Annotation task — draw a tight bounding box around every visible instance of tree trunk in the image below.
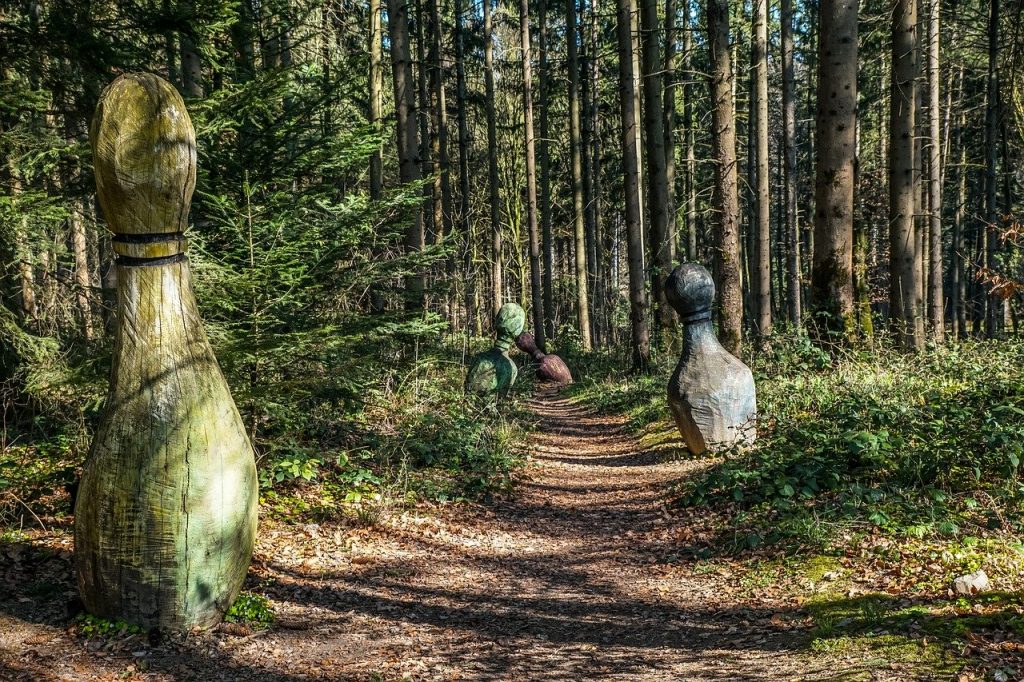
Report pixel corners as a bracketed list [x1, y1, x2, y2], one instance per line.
[567, 0, 593, 349]
[706, 0, 742, 355]
[590, 0, 606, 345]
[889, 0, 923, 349]
[388, 0, 425, 308]
[641, 0, 674, 344]
[179, 32, 203, 98]
[984, 0, 999, 339]
[618, 0, 651, 370]
[811, 0, 857, 340]
[664, 0, 679, 261]
[369, 0, 383, 202]
[781, 0, 801, 327]
[751, 0, 771, 336]
[485, 0, 503, 319]
[926, 0, 943, 341]
[455, 0, 475, 334]
[538, 0, 555, 342]
[521, 0, 546, 349]
[683, 0, 697, 261]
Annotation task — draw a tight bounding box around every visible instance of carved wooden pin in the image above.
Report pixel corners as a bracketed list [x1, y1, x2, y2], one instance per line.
[74, 73, 258, 630]
[515, 331, 573, 386]
[465, 303, 526, 397]
[665, 263, 757, 453]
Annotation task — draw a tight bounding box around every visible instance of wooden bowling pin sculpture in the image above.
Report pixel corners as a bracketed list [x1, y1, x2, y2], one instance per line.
[665, 263, 756, 454]
[74, 74, 258, 630]
[465, 303, 526, 397]
[515, 332, 573, 386]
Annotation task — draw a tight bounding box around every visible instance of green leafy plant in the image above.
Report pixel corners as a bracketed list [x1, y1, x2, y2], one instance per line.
[76, 614, 145, 638]
[224, 592, 274, 628]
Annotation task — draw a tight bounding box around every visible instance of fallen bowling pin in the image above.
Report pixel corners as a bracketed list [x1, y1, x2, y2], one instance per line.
[515, 331, 573, 386]
[465, 303, 526, 397]
[665, 263, 756, 454]
[74, 73, 258, 630]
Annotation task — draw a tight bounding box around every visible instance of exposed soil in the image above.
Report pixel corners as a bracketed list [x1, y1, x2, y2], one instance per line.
[1, 391, 928, 680]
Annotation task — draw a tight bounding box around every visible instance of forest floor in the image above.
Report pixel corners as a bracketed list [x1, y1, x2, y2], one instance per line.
[0, 389, 1006, 681]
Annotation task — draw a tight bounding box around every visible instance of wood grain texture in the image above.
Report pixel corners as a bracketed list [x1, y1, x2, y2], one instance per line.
[75, 73, 257, 630]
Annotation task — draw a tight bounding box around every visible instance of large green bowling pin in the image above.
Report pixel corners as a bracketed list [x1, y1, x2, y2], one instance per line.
[75, 73, 258, 630]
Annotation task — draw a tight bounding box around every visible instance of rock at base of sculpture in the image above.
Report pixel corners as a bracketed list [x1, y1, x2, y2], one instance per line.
[515, 331, 573, 386]
[665, 263, 756, 454]
[466, 303, 527, 397]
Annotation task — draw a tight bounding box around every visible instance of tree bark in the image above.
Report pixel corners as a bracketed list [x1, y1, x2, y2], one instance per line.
[641, 0, 674, 343]
[521, 0, 546, 349]
[683, 0, 697, 261]
[618, 0, 651, 370]
[664, 0, 679, 261]
[590, 0, 607, 345]
[706, 0, 742, 355]
[781, 0, 801, 327]
[984, 0, 999, 339]
[811, 0, 857, 340]
[179, 32, 203, 98]
[567, 0, 593, 349]
[485, 0, 503, 319]
[538, 0, 555, 342]
[751, 0, 771, 336]
[388, 0, 425, 308]
[926, 0, 943, 342]
[369, 0, 383, 202]
[455, 0, 475, 334]
[889, 0, 923, 349]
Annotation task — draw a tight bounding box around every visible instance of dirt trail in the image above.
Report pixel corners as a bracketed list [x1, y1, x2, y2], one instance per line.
[1, 392, 850, 681]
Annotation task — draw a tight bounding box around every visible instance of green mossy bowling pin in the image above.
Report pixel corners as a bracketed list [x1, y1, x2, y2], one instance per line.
[74, 74, 258, 630]
[465, 303, 526, 397]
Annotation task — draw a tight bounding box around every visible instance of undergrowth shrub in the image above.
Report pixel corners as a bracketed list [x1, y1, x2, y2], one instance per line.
[573, 336, 1024, 544]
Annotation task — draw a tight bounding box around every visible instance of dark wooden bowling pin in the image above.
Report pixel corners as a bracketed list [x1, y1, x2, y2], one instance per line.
[665, 263, 756, 454]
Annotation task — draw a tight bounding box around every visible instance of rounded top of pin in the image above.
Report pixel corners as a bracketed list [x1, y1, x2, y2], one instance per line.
[495, 303, 527, 342]
[515, 331, 545, 359]
[90, 73, 196, 236]
[666, 263, 715, 323]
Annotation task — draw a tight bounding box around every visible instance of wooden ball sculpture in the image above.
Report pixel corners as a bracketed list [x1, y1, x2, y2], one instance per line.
[74, 73, 258, 630]
[665, 263, 756, 454]
[465, 303, 527, 397]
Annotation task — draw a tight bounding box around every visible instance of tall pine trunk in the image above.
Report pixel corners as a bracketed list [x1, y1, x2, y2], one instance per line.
[484, 0, 503, 318]
[387, 0, 425, 308]
[520, 0, 546, 349]
[751, 0, 771, 336]
[889, 0, 923, 348]
[538, 0, 555, 342]
[567, 0, 593, 349]
[811, 0, 857, 340]
[926, 0, 944, 341]
[640, 0, 674, 344]
[706, 0, 743, 354]
[984, 0, 999, 339]
[455, 0, 476, 334]
[781, 0, 801, 327]
[683, 0, 697, 261]
[618, 0, 651, 370]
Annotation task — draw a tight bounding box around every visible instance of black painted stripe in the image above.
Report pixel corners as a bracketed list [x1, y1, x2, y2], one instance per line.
[116, 253, 188, 267]
[112, 232, 186, 244]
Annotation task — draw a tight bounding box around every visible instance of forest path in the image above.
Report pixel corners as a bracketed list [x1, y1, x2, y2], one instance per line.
[0, 391, 851, 681]
[239, 389, 834, 680]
